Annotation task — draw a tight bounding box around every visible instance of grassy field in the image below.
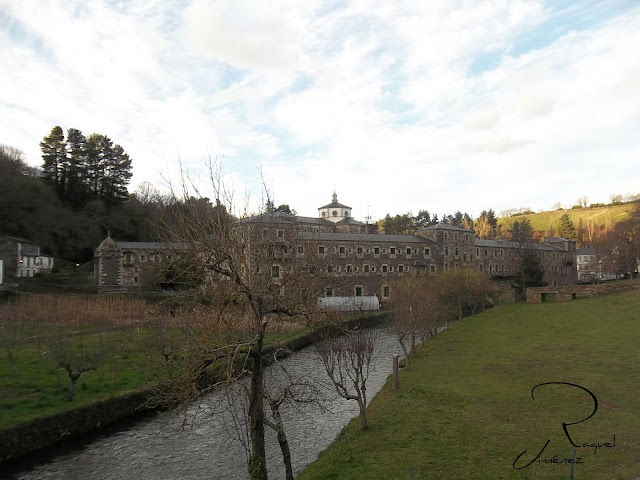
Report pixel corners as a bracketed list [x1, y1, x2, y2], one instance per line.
[497, 203, 635, 234]
[299, 286, 640, 480]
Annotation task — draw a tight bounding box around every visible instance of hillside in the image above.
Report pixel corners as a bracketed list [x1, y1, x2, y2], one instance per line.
[497, 202, 637, 237]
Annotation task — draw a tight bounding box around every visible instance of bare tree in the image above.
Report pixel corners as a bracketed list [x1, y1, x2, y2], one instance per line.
[159, 160, 331, 480]
[316, 329, 376, 429]
[595, 206, 640, 280]
[261, 349, 327, 480]
[389, 275, 445, 368]
[48, 334, 107, 401]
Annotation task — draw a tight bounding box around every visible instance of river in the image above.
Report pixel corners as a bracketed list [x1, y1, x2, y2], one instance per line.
[9, 328, 411, 480]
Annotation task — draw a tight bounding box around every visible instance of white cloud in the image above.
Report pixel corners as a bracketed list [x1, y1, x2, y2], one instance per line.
[0, 0, 639, 221]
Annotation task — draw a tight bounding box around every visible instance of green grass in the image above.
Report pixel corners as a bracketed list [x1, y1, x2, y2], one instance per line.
[0, 322, 321, 429]
[299, 287, 640, 480]
[497, 203, 634, 234]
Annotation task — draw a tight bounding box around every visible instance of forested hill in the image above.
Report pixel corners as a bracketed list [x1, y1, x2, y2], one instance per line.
[1, 143, 149, 264]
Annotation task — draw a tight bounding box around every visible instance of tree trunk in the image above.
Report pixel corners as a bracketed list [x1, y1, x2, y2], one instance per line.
[358, 398, 368, 429]
[248, 335, 268, 480]
[68, 373, 80, 401]
[270, 404, 294, 480]
[410, 335, 416, 355]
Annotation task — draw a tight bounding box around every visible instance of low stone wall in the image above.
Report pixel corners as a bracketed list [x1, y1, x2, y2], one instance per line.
[0, 312, 389, 464]
[526, 282, 638, 303]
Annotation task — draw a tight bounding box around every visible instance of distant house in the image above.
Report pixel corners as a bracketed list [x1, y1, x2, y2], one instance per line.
[0, 236, 54, 281]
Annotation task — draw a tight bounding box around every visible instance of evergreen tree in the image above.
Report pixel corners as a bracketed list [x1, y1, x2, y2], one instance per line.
[40, 126, 68, 198]
[513, 253, 547, 294]
[557, 213, 577, 241]
[65, 128, 89, 209]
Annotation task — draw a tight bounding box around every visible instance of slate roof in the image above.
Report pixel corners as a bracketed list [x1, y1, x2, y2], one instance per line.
[417, 223, 474, 233]
[577, 247, 597, 256]
[474, 238, 564, 251]
[319, 201, 351, 209]
[116, 242, 186, 250]
[297, 231, 435, 244]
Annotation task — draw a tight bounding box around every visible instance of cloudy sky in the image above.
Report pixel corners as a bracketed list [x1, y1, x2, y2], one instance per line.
[2, 0, 639, 221]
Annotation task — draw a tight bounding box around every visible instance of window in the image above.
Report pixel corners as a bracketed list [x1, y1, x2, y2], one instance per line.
[398, 265, 404, 273]
[272, 265, 280, 278]
[332, 210, 338, 217]
[374, 247, 380, 256]
[318, 246, 325, 254]
[500, 249, 504, 257]
[424, 248, 430, 256]
[346, 264, 353, 273]
[363, 264, 370, 273]
[277, 229, 284, 238]
[124, 254, 133, 265]
[463, 253, 467, 262]
[357, 246, 363, 255]
[326, 288, 333, 297]
[444, 233, 448, 241]
[476, 247, 480, 256]
[140, 254, 146, 262]
[445, 247, 449, 256]
[430, 265, 436, 273]
[327, 265, 333, 273]
[355, 285, 363, 297]
[454, 234, 458, 241]
[484, 249, 488, 256]
[297, 245, 304, 254]
[382, 264, 388, 273]
[382, 285, 390, 298]
[390, 247, 396, 255]
[339, 246, 346, 256]
[262, 229, 267, 237]
[455, 247, 459, 256]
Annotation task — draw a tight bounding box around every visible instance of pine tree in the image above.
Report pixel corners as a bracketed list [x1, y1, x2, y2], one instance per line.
[557, 213, 577, 241]
[40, 126, 68, 199]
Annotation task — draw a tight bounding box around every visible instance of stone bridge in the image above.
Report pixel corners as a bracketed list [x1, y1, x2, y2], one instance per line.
[526, 282, 638, 303]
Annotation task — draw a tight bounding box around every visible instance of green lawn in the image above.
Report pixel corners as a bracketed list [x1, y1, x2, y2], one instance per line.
[299, 288, 640, 480]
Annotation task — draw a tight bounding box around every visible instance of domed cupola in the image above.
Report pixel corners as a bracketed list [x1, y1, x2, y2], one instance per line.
[318, 192, 352, 223]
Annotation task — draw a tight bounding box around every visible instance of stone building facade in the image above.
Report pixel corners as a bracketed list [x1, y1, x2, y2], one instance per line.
[94, 234, 184, 292]
[94, 193, 577, 295]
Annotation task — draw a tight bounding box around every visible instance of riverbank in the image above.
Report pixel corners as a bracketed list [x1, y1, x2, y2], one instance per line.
[0, 312, 390, 464]
[298, 289, 640, 480]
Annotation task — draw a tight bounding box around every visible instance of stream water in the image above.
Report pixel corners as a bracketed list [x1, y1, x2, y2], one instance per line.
[9, 328, 410, 480]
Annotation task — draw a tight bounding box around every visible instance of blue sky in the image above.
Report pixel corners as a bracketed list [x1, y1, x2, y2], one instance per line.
[1, 0, 639, 221]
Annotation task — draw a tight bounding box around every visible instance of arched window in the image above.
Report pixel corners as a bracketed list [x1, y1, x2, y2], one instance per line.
[321, 211, 326, 217]
[332, 210, 338, 217]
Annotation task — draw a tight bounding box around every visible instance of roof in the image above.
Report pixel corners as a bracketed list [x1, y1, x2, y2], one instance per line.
[116, 242, 185, 250]
[297, 231, 435, 244]
[336, 217, 364, 225]
[236, 212, 334, 226]
[577, 247, 597, 255]
[474, 238, 564, 251]
[417, 223, 474, 233]
[318, 201, 351, 209]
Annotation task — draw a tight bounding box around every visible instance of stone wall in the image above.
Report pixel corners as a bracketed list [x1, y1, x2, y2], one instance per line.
[526, 282, 638, 303]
